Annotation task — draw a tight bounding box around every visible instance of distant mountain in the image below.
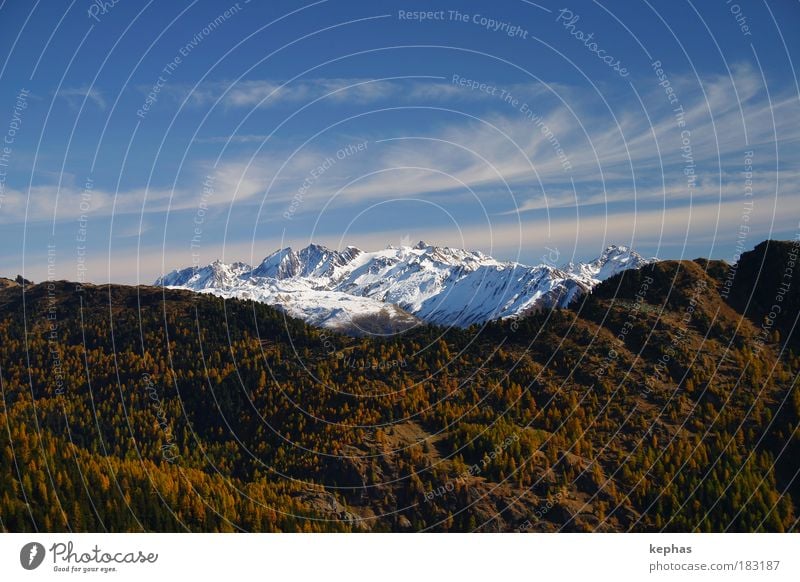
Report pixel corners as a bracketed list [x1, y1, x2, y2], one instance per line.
[156, 242, 656, 332]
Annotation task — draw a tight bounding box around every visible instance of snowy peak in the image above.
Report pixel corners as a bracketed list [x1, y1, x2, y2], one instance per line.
[155, 260, 252, 289]
[563, 245, 656, 283]
[251, 247, 300, 279]
[296, 244, 362, 278]
[250, 244, 363, 280]
[156, 242, 656, 332]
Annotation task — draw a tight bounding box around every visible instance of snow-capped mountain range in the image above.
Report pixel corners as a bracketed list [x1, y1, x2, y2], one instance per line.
[155, 242, 655, 333]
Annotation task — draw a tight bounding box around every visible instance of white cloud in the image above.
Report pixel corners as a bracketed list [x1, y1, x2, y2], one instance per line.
[12, 64, 798, 267]
[193, 134, 271, 144]
[0, 183, 186, 224]
[176, 76, 560, 111]
[184, 78, 411, 109]
[57, 86, 106, 109]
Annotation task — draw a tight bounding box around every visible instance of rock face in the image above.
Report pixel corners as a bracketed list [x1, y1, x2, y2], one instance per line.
[724, 239, 800, 345]
[156, 242, 656, 333]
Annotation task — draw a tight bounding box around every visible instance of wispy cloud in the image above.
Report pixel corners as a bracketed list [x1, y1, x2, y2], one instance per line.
[173, 76, 559, 111]
[12, 64, 799, 262]
[193, 134, 272, 144]
[182, 78, 414, 109]
[56, 86, 106, 109]
[265, 63, 799, 213]
[0, 183, 184, 224]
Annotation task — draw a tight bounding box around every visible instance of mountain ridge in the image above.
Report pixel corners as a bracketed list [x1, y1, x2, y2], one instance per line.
[156, 242, 656, 333]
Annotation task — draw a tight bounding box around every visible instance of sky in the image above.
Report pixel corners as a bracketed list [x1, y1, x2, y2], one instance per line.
[0, 0, 798, 284]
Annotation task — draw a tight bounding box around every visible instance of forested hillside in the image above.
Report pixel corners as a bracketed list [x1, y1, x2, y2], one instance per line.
[1, 241, 798, 532]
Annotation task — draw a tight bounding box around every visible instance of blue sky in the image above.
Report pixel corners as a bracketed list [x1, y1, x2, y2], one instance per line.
[0, 0, 798, 284]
